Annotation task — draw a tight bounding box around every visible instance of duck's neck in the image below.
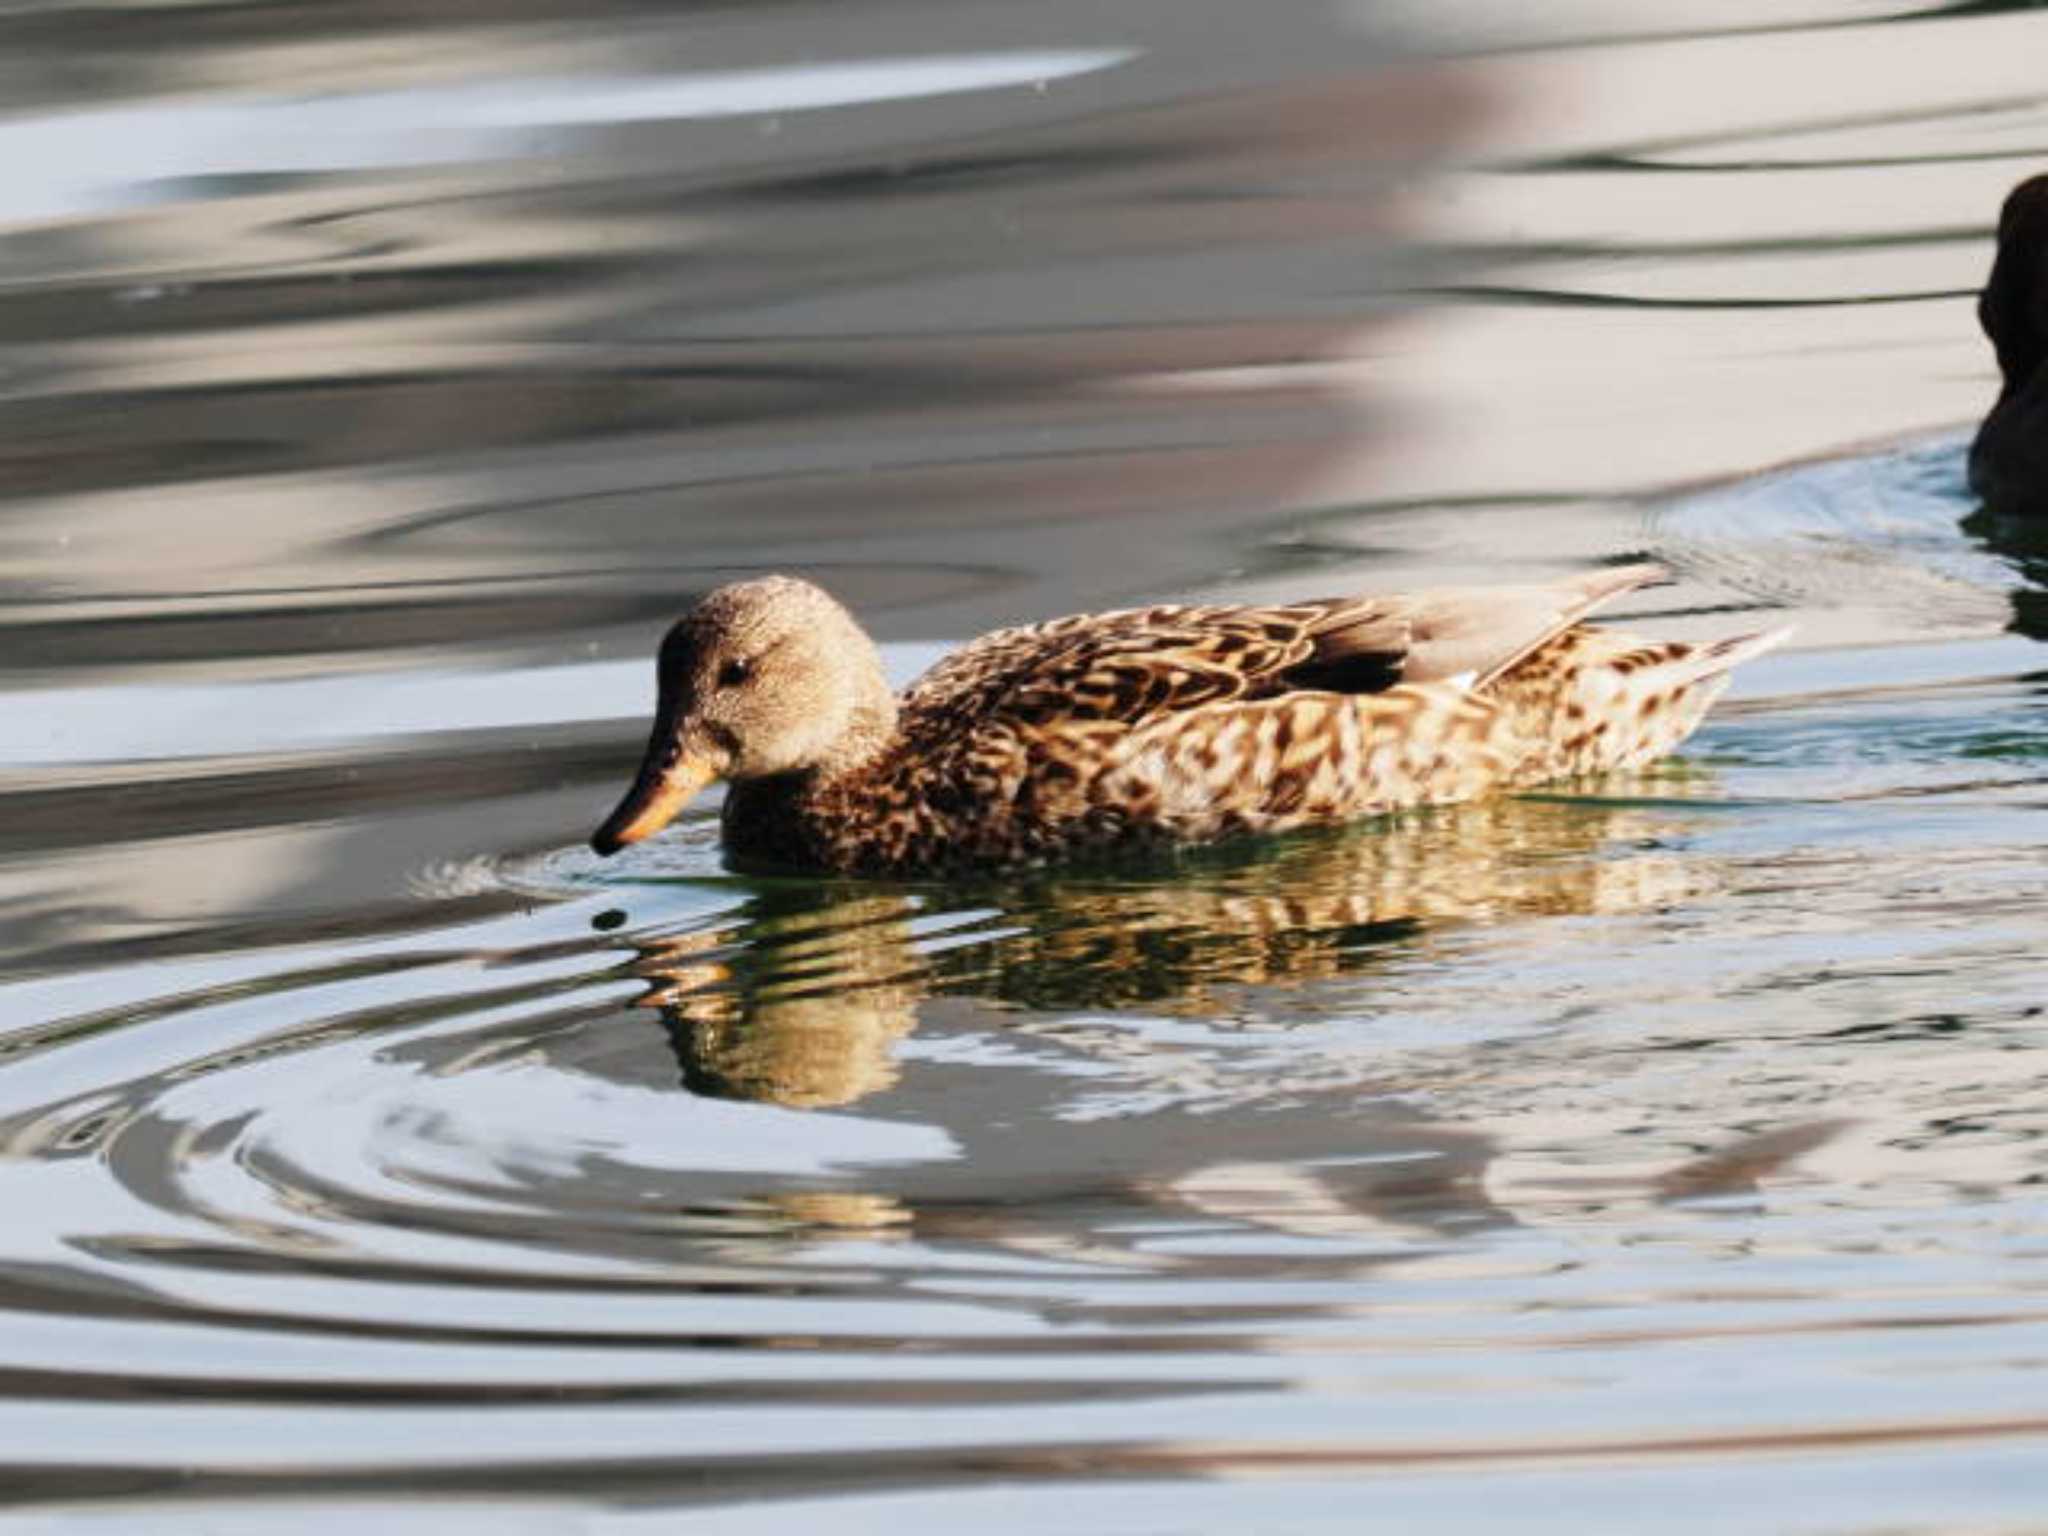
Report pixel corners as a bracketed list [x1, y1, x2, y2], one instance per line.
[1982, 210, 2047, 399]
[810, 697, 900, 783]
[1988, 309, 2044, 400]
[721, 702, 901, 871]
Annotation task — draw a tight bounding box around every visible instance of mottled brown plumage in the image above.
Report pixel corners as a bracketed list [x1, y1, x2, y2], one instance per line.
[591, 566, 1790, 875]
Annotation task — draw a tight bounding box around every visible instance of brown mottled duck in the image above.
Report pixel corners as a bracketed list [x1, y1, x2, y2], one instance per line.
[590, 565, 1789, 876]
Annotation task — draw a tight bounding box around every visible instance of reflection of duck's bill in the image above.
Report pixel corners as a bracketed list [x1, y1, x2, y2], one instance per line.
[591, 751, 716, 855]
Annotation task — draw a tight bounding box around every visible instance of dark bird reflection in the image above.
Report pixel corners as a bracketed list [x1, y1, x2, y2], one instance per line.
[1959, 502, 2048, 642]
[628, 792, 1706, 1112]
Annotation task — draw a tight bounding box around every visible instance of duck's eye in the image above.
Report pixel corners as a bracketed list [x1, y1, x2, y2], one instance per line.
[718, 658, 753, 688]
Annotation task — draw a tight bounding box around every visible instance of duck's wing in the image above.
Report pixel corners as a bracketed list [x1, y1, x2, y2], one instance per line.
[1389, 562, 1671, 691]
[900, 600, 1403, 734]
[902, 564, 1667, 734]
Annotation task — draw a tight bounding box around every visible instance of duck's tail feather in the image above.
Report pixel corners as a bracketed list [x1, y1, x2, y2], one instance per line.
[1512, 619, 1794, 782]
[1665, 622, 1798, 684]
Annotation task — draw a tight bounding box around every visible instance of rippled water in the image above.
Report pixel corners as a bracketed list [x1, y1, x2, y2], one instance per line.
[5, 0, 2048, 1528]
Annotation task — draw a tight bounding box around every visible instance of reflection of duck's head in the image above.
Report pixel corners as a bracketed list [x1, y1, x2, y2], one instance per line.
[635, 892, 922, 1109]
[591, 577, 896, 855]
[1971, 173, 2048, 517]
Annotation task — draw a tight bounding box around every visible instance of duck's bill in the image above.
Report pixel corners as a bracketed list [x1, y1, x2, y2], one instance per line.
[590, 752, 717, 856]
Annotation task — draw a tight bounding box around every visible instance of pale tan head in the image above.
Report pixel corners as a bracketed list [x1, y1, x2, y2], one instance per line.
[590, 576, 897, 855]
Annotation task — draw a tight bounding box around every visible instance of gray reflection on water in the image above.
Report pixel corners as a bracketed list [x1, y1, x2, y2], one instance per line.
[0, 0, 1471, 968]
[5, 53, 1139, 223]
[0, 0, 1455, 669]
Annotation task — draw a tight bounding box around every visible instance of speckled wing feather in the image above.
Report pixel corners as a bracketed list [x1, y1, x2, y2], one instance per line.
[1062, 565, 1704, 845]
[898, 599, 1411, 733]
[900, 564, 1666, 731]
[1383, 563, 1671, 689]
[866, 566, 1676, 863]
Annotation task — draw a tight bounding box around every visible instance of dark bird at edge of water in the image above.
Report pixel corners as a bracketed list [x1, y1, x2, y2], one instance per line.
[1971, 171, 2048, 518]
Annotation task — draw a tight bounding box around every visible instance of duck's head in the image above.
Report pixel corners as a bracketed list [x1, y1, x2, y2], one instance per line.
[1981, 172, 2048, 396]
[590, 576, 896, 855]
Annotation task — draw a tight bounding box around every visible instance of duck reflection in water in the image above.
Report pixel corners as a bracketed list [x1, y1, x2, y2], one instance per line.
[629, 794, 1701, 1108]
[597, 793, 1838, 1261]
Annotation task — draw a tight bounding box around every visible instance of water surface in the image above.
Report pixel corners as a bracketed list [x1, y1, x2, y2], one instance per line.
[4, 0, 2048, 1528]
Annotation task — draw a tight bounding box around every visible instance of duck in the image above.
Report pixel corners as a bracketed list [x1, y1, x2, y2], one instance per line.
[1970, 172, 2048, 517]
[589, 565, 1790, 876]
